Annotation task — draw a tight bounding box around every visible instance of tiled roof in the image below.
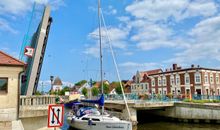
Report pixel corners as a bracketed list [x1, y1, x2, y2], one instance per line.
[53, 77, 63, 85]
[0, 51, 25, 66]
[140, 69, 162, 76]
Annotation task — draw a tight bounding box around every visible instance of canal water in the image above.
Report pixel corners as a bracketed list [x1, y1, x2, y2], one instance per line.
[61, 108, 220, 130]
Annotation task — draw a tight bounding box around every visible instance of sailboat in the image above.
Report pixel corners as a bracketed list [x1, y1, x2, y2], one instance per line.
[67, 0, 132, 130]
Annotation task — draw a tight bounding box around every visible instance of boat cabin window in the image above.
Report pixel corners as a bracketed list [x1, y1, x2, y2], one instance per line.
[81, 117, 89, 120]
[92, 118, 100, 121]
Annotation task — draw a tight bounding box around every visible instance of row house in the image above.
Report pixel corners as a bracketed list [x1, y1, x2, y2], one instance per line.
[131, 64, 220, 96]
[131, 69, 162, 95]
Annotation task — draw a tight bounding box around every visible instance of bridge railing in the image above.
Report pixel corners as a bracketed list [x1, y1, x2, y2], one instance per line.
[105, 93, 220, 102]
[105, 93, 182, 102]
[192, 94, 220, 100]
[20, 95, 56, 106]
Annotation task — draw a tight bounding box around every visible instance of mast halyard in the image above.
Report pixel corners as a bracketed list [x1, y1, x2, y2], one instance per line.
[98, 0, 104, 115]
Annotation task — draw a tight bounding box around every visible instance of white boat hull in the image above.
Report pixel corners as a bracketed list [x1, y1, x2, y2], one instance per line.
[67, 116, 132, 130]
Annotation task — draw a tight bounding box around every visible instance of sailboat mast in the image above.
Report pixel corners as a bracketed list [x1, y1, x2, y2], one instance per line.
[98, 0, 104, 115]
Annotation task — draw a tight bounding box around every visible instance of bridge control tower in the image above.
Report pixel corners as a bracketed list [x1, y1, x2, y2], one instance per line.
[21, 6, 52, 95]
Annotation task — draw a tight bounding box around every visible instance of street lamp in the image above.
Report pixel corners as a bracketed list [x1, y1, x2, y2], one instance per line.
[50, 76, 54, 94]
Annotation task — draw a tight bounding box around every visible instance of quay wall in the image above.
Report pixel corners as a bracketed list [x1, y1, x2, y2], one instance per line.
[21, 116, 48, 130]
[141, 102, 220, 123]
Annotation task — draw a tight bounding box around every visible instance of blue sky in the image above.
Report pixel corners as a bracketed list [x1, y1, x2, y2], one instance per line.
[1, 0, 220, 90]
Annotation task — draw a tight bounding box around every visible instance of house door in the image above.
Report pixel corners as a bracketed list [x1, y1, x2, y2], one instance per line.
[196, 89, 201, 95]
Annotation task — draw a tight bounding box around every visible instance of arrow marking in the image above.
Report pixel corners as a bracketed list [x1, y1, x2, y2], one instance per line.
[51, 108, 55, 124]
[57, 109, 60, 124]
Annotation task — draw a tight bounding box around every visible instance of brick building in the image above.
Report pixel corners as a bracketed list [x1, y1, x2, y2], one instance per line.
[131, 64, 220, 96]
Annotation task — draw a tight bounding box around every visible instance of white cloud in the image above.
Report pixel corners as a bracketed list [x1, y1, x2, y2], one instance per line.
[181, 0, 218, 20]
[125, 0, 217, 22]
[0, 0, 64, 16]
[84, 27, 130, 57]
[0, 18, 18, 34]
[166, 15, 220, 64]
[119, 61, 161, 75]
[123, 51, 133, 56]
[0, 0, 32, 15]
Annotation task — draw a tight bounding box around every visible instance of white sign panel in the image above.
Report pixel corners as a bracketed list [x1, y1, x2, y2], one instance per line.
[48, 104, 64, 128]
[24, 47, 34, 57]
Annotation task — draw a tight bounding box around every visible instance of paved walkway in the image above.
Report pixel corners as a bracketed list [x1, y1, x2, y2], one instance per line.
[12, 120, 24, 130]
[0, 121, 11, 130]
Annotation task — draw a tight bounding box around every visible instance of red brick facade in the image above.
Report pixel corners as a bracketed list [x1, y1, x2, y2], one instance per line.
[131, 64, 220, 96]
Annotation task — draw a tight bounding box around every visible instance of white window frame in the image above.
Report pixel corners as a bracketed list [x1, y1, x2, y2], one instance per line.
[151, 78, 155, 86]
[170, 75, 174, 85]
[204, 73, 208, 84]
[163, 76, 166, 86]
[158, 77, 161, 86]
[185, 73, 190, 85]
[210, 73, 213, 84]
[216, 73, 219, 84]
[176, 74, 180, 85]
[195, 72, 201, 84]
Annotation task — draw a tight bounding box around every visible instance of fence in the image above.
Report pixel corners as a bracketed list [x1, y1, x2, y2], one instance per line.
[104, 93, 220, 102]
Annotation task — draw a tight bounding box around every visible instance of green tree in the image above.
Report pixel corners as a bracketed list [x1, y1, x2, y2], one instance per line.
[82, 87, 88, 97]
[91, 87, 99, 96]
[35, 91, 42, 95]
[111, 81, 123, 94]
[75, 80, 87, 86]
[103, 83, 110, 94]
[115, 85, 122, 94]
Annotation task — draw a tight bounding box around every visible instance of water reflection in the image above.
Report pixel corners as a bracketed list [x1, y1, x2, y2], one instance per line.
[62, 108, 220, 130]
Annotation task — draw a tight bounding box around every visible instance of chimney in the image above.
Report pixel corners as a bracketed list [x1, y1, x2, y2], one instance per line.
[191, 64, 194, 68]
[173, 64, 178, 70]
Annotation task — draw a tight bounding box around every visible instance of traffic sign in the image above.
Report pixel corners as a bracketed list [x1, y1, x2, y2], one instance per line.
[24, 47, 34, 57]
[48, 104, 64, 128]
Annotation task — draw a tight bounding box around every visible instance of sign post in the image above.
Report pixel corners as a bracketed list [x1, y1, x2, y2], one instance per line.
[48, 104, 64, 129]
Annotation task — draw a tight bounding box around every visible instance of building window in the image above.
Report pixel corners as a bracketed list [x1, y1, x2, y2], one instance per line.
[136, 77, 140, 83]
[158, 77, 161, 86]
[210, 74, 213, 84]
[163, 76, 166, 86]
[170, 75, 174, 85]
[176, 74, 180, 85]
[195, 72, 201, 84]
[216, 74, 219, 84]
[185, 73, 190, 84]
[145, 84, 148, 90]
[0, 78, 8, 93]
[204, 74, 208, 84]
[151, 78, 155, 86]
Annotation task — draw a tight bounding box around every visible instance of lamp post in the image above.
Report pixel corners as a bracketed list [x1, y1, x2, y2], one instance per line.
[50, 76, 54, 94]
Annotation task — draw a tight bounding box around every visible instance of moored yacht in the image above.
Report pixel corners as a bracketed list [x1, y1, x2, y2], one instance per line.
[67, 110, 132, 130]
